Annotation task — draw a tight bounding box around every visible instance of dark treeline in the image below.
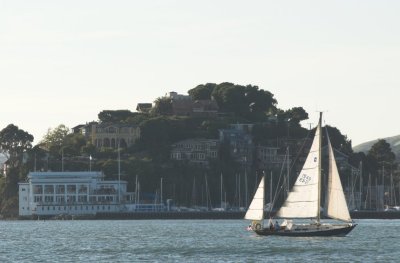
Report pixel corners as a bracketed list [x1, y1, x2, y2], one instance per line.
[0, 82, 398, 217]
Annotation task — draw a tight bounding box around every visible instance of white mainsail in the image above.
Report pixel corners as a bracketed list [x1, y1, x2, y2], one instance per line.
[276, 119, 321, 219]
[245, 176, 265, 220]
[326, 137, 352, 222]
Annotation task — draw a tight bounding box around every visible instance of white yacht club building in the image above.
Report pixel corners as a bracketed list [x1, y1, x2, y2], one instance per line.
[18, 171, 158, 217]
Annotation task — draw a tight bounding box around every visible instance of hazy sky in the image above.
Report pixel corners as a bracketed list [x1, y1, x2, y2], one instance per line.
[1, 0, 399, 146]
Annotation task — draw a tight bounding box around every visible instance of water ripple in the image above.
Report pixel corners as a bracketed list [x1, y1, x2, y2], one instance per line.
[0, 219, 399, 262]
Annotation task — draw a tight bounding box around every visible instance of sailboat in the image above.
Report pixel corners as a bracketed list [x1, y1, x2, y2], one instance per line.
[245, 113, 357, 237]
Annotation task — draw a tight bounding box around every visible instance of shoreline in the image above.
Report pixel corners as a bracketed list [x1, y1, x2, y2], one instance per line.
[9, 210, 400, 220]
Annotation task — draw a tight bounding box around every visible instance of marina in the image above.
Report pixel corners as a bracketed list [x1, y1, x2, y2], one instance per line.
[16, 170, 400, 221]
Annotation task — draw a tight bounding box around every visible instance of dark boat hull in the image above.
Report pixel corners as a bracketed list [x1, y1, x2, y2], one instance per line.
[255, 224, 357, 237]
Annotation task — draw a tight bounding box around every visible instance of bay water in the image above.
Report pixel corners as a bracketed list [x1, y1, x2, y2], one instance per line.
[0, 219, 397, 262]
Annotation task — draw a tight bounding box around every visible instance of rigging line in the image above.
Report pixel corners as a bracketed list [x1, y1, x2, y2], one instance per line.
[269, 151, 289, 214]
[289, 128, 314, 172]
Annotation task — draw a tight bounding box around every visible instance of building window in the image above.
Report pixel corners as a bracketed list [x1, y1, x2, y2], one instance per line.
[44, 185, 54, 194]
[33, 185, 43, 195]
[67, 195, 76, 203]
[45, 196, 54, 203]
[56, 196, 65, 203]
[56, 185, 65, 194]
[78, 196, 87, 203]
[67, 185, 76, 194]
[78, 185, 87, 194]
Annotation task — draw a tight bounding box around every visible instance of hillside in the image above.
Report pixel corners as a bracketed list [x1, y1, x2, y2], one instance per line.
[353, 135, 400, 161]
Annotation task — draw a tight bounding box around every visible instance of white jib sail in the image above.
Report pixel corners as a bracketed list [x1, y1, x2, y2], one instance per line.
[245, 176, 265, 220]
[276, 121, 321, 219]
[326, 138, 352, 222]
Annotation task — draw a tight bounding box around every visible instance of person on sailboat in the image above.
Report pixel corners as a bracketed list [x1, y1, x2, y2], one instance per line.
[274, 221, 280, 231]
[269, 218, 274, 230]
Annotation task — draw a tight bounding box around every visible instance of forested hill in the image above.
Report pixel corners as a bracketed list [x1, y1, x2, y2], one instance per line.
[353, 135, 400, 161]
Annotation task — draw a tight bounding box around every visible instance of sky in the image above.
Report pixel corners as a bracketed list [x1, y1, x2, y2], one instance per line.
[1, 0, 399, 146]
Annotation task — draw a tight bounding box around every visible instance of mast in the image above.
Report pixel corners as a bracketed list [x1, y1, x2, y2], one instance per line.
[205, 173, 209, 210]
[390, 171, 394, 206]
[317, 112, 322, 223]
[359, 161, 363, 210]
[270, 171, 273, 207]
[245, 164, 248, 208]
[220, 173, 223, 209]
[135, 174, 138, 205]
[239, 174, 241, 208]
[286, 146, 290, 199]
[118, 141, 121, 204]
[368, 173, 371, 209]
[161, 177, 163, 208]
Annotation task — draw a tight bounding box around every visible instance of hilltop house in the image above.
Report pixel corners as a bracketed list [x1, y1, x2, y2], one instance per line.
[219, 124, 254, 168]
[136, 103, 153, 113]
[73, 122, 140, 149]
[170, 138, 219, 166]
[90, 123, 140, 149]
[165, 91, 219, 117]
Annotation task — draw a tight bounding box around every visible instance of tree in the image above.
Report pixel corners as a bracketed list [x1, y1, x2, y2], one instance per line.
[367, 139, 396, 171]
[40, 124, 70, 153]
[152, 97, 173, 116]
[61, 133, 88, 155]
[211, 82, 277, 118]
[368, 139, 396, 163]
[0, 124, 33, 216]
[284, 107, 309, 124]
[244, 85, 277, 114]
[0, 124, 34, 167]
[188, 83, 216, 100]
[98, 110, 136, 123]
[325, 125, 353, 155]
